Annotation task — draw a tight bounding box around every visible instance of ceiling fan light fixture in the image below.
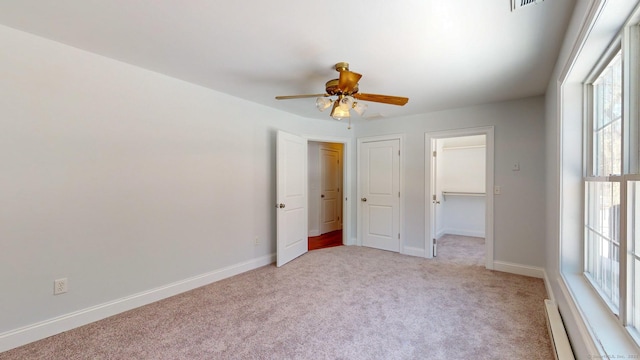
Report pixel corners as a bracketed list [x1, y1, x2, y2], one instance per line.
[352, 101, 367, 116]
[316, 97, 332, 112]
[330, 98, 350, 120]
[342, 96, 354, 108]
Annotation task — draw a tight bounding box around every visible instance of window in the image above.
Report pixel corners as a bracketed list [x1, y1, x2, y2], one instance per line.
[584, 27, 640, 343]
[585, 50, 622, 311]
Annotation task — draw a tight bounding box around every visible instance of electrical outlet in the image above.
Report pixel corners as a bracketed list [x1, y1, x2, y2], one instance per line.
[254, 237, 260, 246]
[494, 186, 502, 195]
[54, 278, 68, 295]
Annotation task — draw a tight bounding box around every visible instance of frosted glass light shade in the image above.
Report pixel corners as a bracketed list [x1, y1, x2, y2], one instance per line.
[342, 96, 354, 108]
[330, 100, 350, 120]
[316, 97, 333, 111]
[352, 102, 367, 116]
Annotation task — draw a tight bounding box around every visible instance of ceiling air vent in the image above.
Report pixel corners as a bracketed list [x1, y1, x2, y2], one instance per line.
[511, 0, 543, 11]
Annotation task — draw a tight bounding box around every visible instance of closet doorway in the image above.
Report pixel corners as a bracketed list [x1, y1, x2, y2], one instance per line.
[308, 142, 343, 250]
[425, 127, 494, 269]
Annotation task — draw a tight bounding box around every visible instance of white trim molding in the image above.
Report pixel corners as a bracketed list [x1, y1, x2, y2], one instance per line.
[493, 261, 545, 279]
[0, 253, 276, 353]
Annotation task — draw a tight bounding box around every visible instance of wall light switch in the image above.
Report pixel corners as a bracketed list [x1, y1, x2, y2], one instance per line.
[512, 162, 520, 171]
[494, 186, 501, 195]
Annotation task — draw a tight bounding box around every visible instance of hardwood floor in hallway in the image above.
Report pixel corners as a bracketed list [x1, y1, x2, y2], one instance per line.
[308, 229, 343, 251]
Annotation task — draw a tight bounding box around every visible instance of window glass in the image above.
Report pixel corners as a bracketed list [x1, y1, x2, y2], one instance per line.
[585, 181, 621, 309]
[592, 52, 622, 177]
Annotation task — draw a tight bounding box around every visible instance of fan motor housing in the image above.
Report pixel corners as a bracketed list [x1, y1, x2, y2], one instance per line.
[325, 79, 358, 96]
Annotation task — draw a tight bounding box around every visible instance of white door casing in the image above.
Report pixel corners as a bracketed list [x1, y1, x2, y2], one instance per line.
[319, 145, 342, 234]
[276, 130, 308, 267]
[359, 138, 400, 252]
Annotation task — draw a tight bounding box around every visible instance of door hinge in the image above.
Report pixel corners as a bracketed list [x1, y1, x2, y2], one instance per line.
[398, 233, 400, 239]
[337, 159, 340, 165]
[398, 191, 400, 197]
[398, 150, 400, 156]
[433, 150, 437, 157]
[432, 194, 436, 201]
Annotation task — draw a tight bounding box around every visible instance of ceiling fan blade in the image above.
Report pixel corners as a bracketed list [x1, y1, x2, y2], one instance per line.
[338, 71, 362, 93]
[353, 93, 409, 106]
[275, 94, 328, 100]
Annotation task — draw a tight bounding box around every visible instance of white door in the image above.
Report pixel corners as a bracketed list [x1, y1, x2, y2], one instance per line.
[276, 130, 308, 267]
[319, 146, 341, 234]
[360, 139, 400, 252]
[430, 139, 440, 257]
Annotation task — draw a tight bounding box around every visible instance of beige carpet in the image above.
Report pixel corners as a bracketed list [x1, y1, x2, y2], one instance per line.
[1, 235, 553, 359]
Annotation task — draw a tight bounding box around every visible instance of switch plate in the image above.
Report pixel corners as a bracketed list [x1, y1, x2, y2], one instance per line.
[494, 186, 501, 195]
[512, 162, 520, 171]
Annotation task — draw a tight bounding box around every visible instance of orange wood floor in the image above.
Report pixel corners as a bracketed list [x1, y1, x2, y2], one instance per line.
[308, 229, 343, 251]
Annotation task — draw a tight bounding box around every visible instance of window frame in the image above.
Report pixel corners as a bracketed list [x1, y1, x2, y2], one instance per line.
[582, 22, 640, 346]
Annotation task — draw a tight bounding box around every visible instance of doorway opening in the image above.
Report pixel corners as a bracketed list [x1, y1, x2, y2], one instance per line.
[433, 135, 486, 264]
[308, 141, 344, 251]
[276, 131, 351, 267]
[425, 127, 494, 269]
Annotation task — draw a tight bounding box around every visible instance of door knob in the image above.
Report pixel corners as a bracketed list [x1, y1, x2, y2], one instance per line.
[361, 197, 367, 202]
[321, 194, 325, 198]
[276, 203, 285, 208]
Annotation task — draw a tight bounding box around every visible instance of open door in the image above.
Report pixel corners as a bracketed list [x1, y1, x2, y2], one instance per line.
[430, 139, 439, 257]
[276, 130, 308, 267]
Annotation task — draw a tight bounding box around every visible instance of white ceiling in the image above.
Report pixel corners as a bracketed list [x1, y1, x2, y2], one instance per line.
[0, 0, 575, 123]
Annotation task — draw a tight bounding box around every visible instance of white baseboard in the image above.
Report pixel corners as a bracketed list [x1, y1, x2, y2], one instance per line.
[440, 228, 485, 238]
[0, 253, 276, 353]
[402, 246, 426, 258]
[493, 260, 545, 278]
[543, 269, 556, 303]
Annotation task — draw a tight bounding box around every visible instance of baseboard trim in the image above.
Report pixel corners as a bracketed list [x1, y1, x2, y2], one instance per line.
[440, 228, 485, 238]
[0, 253, 276, 353]
[402, 246, 425, 258]
[493, 260, 545, 278]
[543, 269, 556, 303]
[308, 229, 320, 237]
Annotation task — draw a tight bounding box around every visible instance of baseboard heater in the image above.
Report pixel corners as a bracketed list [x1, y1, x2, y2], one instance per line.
[544, 299, 575, 360]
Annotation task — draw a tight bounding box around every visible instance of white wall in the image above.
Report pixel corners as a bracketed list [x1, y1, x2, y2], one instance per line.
[0, 24, 352, 347]
[355, 96, 546, 267]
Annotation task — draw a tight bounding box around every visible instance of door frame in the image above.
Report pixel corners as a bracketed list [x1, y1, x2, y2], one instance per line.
[425, 126, 494, 269]
[304, 134, 353, 246]
[357, 134, 404, 253]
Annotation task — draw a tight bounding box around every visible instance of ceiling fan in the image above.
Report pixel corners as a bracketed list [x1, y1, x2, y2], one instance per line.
[275, 62, 408, 128]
